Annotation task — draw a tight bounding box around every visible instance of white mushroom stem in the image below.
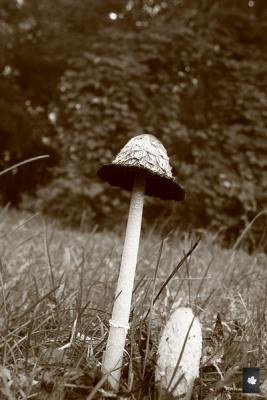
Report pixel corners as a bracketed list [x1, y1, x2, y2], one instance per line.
[102, 173, 146, 389]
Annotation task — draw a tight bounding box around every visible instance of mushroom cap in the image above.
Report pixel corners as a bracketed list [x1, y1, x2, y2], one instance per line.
[97, 134, 185, 201]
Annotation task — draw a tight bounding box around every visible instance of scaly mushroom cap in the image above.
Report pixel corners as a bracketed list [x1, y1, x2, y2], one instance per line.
[97, 134, 185, 201]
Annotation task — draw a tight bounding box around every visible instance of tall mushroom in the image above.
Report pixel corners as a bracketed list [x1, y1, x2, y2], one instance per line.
[97, 133, 185, 389]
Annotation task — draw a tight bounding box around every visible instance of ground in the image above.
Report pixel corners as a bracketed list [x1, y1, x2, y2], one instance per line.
[0, 207, 266, 399]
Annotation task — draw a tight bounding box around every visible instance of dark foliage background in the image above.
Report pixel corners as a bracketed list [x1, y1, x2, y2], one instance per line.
[0, 0, 266, 246]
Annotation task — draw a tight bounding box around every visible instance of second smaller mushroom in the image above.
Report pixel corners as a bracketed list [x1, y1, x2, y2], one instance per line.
[97, 133, 185, 389]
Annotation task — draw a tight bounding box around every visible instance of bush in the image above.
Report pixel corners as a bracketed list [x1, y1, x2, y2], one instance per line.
[40, 2, 267, 244]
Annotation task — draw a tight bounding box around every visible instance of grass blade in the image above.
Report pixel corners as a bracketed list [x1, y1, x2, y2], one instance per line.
[0, 155, 50, 177]
[147, 237, 201, 317]
[142, 238, 164, 378]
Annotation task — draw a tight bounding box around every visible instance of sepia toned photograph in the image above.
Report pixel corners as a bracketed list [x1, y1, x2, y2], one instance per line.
[0, 1, 266, 398]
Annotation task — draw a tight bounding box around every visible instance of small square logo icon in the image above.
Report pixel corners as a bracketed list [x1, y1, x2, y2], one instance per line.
[243, 368, 260, 394]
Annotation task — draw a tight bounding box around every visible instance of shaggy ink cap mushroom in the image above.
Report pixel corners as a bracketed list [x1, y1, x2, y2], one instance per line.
[97, 134, 185, 201]
[98, 133, 185, 389]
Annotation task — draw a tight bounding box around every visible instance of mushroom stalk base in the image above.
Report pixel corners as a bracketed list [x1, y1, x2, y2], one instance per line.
[101, 174, 146, 390]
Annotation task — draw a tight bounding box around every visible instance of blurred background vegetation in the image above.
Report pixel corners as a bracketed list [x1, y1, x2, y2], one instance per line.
[0, 0, 266, 248]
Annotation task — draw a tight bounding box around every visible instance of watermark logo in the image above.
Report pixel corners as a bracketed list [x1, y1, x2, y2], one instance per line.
[243, 368, 260, 394]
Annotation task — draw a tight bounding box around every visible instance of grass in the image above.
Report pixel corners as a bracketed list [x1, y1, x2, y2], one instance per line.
[0, 206, 266, 399]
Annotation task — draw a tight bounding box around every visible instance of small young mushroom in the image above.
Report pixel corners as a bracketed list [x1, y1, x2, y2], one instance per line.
[155, 307, 202, 399]
[97, 133, 185, 389]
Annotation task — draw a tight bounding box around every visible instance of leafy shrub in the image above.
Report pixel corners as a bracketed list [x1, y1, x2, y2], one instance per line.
[40, 2, 267, 244]
[1, 0, 266, 246]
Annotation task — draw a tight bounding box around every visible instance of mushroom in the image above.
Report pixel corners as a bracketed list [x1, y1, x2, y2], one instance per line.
[97, 133, 185, 389]
[155, 307, 202, 399]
